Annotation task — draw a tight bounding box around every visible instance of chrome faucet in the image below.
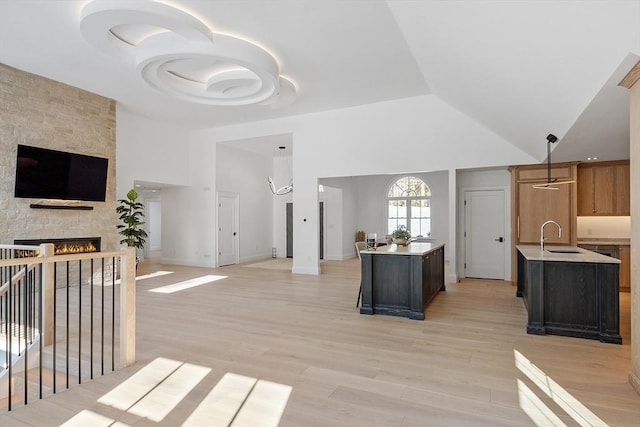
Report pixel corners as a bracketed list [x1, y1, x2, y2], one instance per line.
[540, 220, 562, 251]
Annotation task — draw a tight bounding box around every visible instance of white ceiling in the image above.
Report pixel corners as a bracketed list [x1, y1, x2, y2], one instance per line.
[1, 0, 638, 163]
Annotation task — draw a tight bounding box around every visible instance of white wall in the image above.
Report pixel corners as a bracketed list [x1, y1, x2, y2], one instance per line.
[116, 108, 191, 197]
[319, 185, 344, 260]
[320, 177, 358, 258]
[354, 171, 449, 258]
[456, 167, 512, 280]
[117, 108, 213, 266]
[118, 94, 538, 272]
[217, 144, 274, 263]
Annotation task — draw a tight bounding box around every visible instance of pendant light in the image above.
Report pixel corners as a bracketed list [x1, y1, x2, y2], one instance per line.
[268, 146, 293, 195]
[532, 134, 576, 190]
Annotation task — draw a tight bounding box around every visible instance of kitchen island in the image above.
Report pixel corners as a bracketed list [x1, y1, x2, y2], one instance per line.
[517, 245, 621, 344]
[359, 242, 445, 320]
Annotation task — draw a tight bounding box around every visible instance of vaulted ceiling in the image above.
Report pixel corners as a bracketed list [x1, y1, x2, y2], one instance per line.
[0, 0, 638, 162]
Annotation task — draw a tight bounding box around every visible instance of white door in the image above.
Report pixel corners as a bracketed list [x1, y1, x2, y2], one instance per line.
[464, 190, 505, 279]
[148, 200, 162, 252]
[218, 193, 239, 266]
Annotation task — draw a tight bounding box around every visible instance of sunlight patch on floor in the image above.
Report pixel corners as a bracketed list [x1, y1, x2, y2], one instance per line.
[149, 275, 227, 294]
[231, 378, 293, 427]
[65, 357, 293, 426]
[127, 362, 210, 422]
[182, 372, 257, 427]
[517, 379, 567, 427]
[136, 270, 174, 280]
[60, 409, 130, 427]
[514, 349, 609, 427]
[92, 269, 174, 286]
[98, 357, 182, 411]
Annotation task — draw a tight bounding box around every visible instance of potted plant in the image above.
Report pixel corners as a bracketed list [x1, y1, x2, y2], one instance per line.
[117, 188, 148, 258]
[391, 225, 411, 246]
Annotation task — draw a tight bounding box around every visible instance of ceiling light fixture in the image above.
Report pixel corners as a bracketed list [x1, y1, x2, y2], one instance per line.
[80, 0, 296, 107]
[268, 146, 293, 195]
[532, 133, 576, 190]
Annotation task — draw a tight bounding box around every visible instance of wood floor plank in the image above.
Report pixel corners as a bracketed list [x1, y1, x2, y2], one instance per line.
[182, 372, 256, 427]
[0, 257, 637, 426]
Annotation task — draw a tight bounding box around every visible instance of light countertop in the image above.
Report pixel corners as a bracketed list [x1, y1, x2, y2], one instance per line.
[517, 245, 620, 264]
[577, 238, 630, 246]
[361, 242, 444, 256]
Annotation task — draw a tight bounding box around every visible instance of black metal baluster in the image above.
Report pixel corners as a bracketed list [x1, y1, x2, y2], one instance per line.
[38, 263, 43, 400]
[111, 257, 115, 372]
[53, 262, 57, 394]
[7, 264, 12, 411]
[101, 257, 104, 376]
[78, 259, 82, 384]
[90, 258, 94, 380]
[66, 260, 69, 389]
[23, 264, 28, 405]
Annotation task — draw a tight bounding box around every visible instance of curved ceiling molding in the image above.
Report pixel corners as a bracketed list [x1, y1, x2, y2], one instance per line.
[80, 0, 296, 107]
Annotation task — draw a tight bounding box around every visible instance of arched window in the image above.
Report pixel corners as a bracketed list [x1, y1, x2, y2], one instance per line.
[387, 176, 431, 237]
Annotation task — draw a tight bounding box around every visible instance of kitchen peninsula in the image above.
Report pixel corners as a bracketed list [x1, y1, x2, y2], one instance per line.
[359, 242, 445, 320]
[517, 245, 621, 344]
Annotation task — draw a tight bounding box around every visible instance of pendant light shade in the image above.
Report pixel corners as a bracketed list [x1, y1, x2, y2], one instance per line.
[532, 134, 576, 190]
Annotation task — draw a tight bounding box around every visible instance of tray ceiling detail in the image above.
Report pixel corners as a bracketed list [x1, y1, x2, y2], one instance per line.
[80, 0, 296, 107]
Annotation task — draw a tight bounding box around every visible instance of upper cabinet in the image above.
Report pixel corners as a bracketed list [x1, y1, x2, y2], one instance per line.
[510, 163, 577, 246]
[577, 161, 630, 216]
[509, 162, 578, 281]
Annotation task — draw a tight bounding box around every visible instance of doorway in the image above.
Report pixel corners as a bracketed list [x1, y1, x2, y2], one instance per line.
[218, 193, 239, 266]
[147, 200, 162, 258]
[319, 201, 324, 260]
[286, 202, 293, 258]
[285, 202, 325, 260]
[464, 189, 506, 279]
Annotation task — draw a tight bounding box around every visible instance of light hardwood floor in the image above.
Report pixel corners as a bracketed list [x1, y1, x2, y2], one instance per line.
[0, 257, 638, 426]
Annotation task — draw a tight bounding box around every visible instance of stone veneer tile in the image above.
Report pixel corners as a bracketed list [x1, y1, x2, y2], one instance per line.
[0, 63, 117, 250]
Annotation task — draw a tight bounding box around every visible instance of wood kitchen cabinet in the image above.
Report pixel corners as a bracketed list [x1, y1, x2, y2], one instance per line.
[577, 161, 630, 216]
[509, 162, 578, 281]
[619, 245, 631, 292]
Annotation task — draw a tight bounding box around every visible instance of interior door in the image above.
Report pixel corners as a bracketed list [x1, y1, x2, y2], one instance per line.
[148, 200, 162, 253]
[319, 201, 324, 260]
[464, 190, 505, 279]
[218, 193, 238, 266]
[286, 202, 293, 258]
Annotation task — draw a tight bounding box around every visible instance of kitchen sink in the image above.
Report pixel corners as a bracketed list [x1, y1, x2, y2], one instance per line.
[545, 247, 581, 254]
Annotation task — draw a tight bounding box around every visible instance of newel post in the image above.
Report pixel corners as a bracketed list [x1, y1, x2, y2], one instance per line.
[119, 246, 136, 367]
[620, 60, 640, 396]
[40, 243, 55, 346]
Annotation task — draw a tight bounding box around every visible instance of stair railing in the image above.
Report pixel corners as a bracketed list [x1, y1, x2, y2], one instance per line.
[0, 244, 136, 411]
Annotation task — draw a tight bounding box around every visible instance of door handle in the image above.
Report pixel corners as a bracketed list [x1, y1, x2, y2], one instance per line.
[495, 237, 504, 242]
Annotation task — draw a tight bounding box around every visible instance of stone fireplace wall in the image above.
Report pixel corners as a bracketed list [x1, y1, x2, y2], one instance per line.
[0, 63, 117, 250]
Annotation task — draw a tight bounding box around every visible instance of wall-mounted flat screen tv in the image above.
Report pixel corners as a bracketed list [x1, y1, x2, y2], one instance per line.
[14, 144, 108, 202]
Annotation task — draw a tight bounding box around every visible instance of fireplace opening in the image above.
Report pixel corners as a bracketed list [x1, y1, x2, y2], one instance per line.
[14, 237, 101, 257]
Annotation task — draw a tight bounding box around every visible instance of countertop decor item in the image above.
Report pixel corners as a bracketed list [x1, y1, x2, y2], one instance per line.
[391, 225, 411, 245]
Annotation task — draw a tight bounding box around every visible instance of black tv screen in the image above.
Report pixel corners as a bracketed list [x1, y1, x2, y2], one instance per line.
[15, 145, 108, 202]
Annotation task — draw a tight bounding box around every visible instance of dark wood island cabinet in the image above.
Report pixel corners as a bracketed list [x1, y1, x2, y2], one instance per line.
[517, 245, 621, 344]
[359, 242, 445, 320]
